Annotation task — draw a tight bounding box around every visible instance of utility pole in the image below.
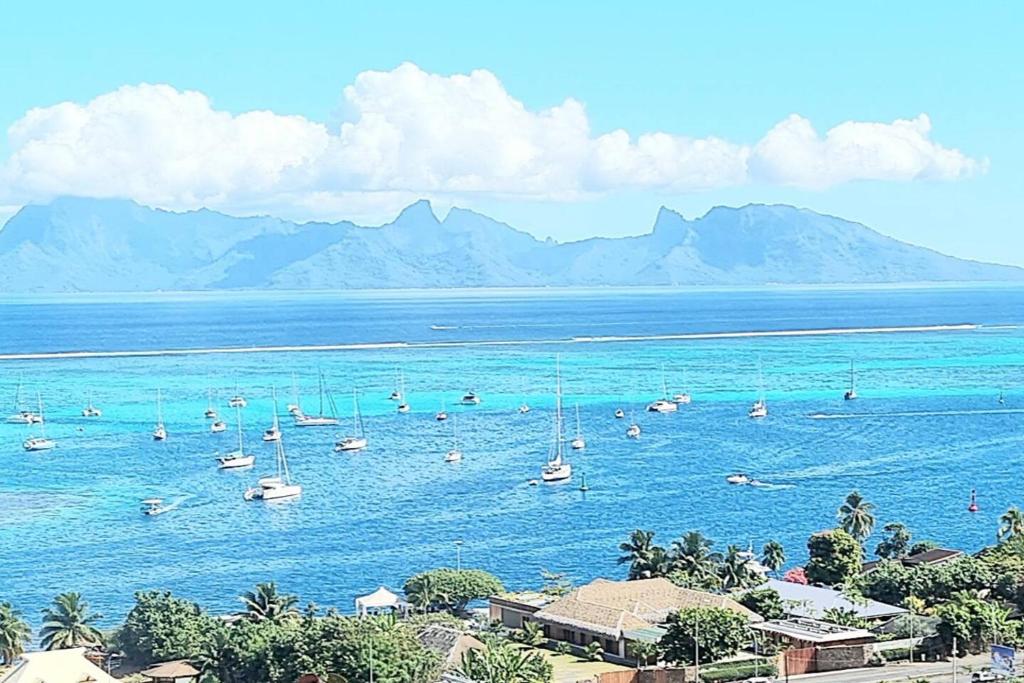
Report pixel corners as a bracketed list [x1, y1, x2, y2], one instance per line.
[952, 636, 958, 683]
[694, 618, 700, 683]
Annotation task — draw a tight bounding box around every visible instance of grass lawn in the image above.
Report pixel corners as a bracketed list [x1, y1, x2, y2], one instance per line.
[515, 645, 633, 682]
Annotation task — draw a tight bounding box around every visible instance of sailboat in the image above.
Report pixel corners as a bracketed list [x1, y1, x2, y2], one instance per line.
[748, 360, 768, 418]
[244, 433, 301, 501]
[672, 369, 692, 404]
[81, 392, 102, 418]
[389, 370, 403, 401]
[444, 415, 462, 462]
[262, 390, 282, 442]
[397, 372, 410, 414]
[7, 377, 42, 424]
[647, 367, 678, 413]
[204, 388, 218, 419]
[287, 374, 303, 416]
[219, 406, 255, 469]
[570, 404, 586, 449]
[435, 400, 449, 421]
[23, 393, 56, 451]
[210, 419, 228, 433]
[541, 359, 572, 482]
[335, 390, 368, 452]
[294, 372, 340, 426]
[152, 389, 167, 441]
[843, 360, 858, 401]
[228, 383, 247, 408]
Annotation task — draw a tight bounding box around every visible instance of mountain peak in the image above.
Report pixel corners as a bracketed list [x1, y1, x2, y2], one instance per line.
[391, 199, 438, 226]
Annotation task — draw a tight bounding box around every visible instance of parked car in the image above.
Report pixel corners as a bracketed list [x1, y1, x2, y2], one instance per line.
[972, 670, 1008, 682]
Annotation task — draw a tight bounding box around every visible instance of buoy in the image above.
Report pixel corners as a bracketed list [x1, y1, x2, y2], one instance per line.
[579, 473, 589, 492]
[968, 489, 979, 513]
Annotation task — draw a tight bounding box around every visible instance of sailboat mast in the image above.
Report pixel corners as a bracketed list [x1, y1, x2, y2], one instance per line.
[555, 357, 563, 459]
[318, 372, 325, 415]
[157, 389, 163, 423]
[37, 392, 45, 438]
[236, 405, 244, 452]
[849, 360, 855, 391]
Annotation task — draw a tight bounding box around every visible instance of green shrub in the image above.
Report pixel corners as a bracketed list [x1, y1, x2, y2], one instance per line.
[701, 659, 777, 682]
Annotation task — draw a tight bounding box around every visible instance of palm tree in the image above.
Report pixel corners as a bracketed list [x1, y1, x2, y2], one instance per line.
[38, 593, 102, 650]
[239, 582, 299, 622]
[0, 601, 31, 664]
[628, 640, 658, 668]
[838, 490, 876, 542]
[999, 507, 1024, 543]
[670, 531, 722, 586]
[761, 540, 785, 575]
[618, 529, 669, 580]
[405, 573, 450, 612]
[719, 545, 755, 590]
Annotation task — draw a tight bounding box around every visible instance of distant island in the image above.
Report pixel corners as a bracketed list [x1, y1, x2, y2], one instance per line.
[0, 196, 1021, 292]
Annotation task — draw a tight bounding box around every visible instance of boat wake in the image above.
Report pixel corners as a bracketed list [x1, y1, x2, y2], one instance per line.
[0, 323, 980, 361]
[809, 408, 1024, 420]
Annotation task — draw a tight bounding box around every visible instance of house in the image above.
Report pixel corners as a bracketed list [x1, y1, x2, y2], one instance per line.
[491, 577, 761, 663]
[763, 578, 905, 623]
[417, 625, 486, 668]
[0, 647, 118, 683]
[861, 547, 963, 574]
[140, 659, 200, 683]
[752, 618, 877, 675]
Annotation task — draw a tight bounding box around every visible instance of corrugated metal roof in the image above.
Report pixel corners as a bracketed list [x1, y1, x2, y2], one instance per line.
[763, 578, 906, 619]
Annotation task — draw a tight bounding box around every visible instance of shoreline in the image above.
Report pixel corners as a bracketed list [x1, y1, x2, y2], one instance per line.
[0, 322, 982, 361]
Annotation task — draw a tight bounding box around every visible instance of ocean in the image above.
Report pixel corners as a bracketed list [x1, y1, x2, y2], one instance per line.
[1, 285, 1023, 624]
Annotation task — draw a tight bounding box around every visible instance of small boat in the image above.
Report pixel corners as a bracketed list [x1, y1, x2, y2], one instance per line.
[626, 417, 641, 439]
[968, 489, 979, 513]
[749, 360, 768, 418]
[228, 386, 247, 409]
[647, 369, 678, 412]
[24, 396, 56, 450]
[436, 400, 448, 421]
[528, 479, 539, 486]
[81, 393, 102, 418]
[540, 359, 572, 483]
[460, 391, 481, 405]
[244, 434, 301, 501]
[998, 391, 1006, 405]
[444, 416, 462, 462]
[726, 473, 751, 485]
[335, 390, 368, 452]
[614, 408, 625, 419]
[6, 378, 42, 424]
[219, 407, 255, 469]
[843, 360, 858, 401]
[570, 404, 586, 450]
[287, 374, 303, 415]
[153, 389, 167, 441]
[389, 370, 403, 401]
[204, 388, 218, 419]
[294, 371, 340, 426]
[518, 403, 531, 414]
[141, 498, 170, 516]
[210, 420, 228, 433]
[396, 372, 410, 414]
[673, 393, 692, 405]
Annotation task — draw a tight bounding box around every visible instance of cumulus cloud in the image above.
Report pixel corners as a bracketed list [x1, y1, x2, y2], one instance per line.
[0, 63, 985, 217]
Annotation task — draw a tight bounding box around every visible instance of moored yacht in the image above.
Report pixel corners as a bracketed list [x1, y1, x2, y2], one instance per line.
[218, 406, 255, 469]
[244, 434, 301, 501]
[262, 395, 281, 442]
[749, 360, 768, 418]
[7, 378, 42, 424]
[23, 395, 56, 451]
[435, 400, 448, 421]
[210, 420, 228, 433]
[153, 389, 167, 441]
[647, 398, 678, 413]
[286, 374, 303, 415]
[460, 391, 481, 405]
[293, 371, 340, 426]
[540, 359, 572, 482]
[518, 403, 530, 414]
[570, 404, 586, 450]
[396, 371, 410, 413]
[673, 392, 692, 405]
[81, 393, 102, 418]
[228, 386, 247, 409]
[334, 390, 368, 452]
[843, 360, 858, 400]
[444, 415, 462, 462]
[626, 414, 641, 438]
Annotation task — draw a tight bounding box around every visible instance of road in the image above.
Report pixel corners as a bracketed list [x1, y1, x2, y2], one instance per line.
[786, 655, 992, 683]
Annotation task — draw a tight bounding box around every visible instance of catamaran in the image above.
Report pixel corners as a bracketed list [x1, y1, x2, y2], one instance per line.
[228, 386, 247, 409]
[262, 391, 282, 442]
[335, 390, 368, 452]
[294, 372, 340, 426]
[153, 389, 167, 441]
[460, 391, 481, 405]
[541, 359, 572, 482]
[23, 393, 56, 451]
[287, 374, 303, 416]
[397, 372, 410, 414]
[647, 367, 679, 413]
[444, 415, 463, 462]
[843, 360, 858, 401]
[204, 388, 218, 420]
[570, 404, 586, 450]
[748, 360, 768, 418]
[7, 378, 42, 424]
[244, 433, 301, 501]
[210, 420, 228, 433]
[81, 392, 102, 418]
[218, 406, 255, 469]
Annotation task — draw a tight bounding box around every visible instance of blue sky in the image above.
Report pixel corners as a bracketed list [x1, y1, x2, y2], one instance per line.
[1, 1, 1021, 264]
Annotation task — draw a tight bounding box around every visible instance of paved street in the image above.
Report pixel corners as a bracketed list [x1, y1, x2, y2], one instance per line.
[786, 655, 991, 683]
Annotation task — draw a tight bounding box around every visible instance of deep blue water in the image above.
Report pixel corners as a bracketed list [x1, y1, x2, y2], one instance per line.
[1, 285, 1023, 625]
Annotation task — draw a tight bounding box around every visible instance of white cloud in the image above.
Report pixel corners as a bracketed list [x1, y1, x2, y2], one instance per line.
[0, 63, 986, 218]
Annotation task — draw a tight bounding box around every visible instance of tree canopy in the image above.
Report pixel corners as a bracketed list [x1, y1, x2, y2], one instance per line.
[805, 529, 862, 586]
[117, 591, 220, 665]
[403, 568, 503, 614]
[659, 607, 749, 666]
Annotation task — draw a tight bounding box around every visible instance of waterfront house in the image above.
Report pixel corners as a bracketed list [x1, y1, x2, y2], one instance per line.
[763, 578, 905, 623]
[490, 577, 761, 662]
[0, 647, 118, 683]
[752, 618, 876, 675]
[861, 547, 964, 574]
[140, 659, 200, 683]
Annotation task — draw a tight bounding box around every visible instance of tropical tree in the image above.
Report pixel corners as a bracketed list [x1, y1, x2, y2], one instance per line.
[660, 607, 749, 666]
[619, 530, 669, 580]
[999, 507, 1024, 543]
[806, 529, 862, 586]
[0, 601, 31, 664]
[875, 522, 912, 559]
[403, 569, 503, 614]
[457, 637, 552, 682]
[719, 545, 758, 590]
[583, 641, 604, 661]
[627, 640, 658, 668]
[514, 621, 546, 647]
[38, 593, 103, 650]
[838, 490, 876, 542]
[117, 590, 219, 664]
[670, 531, 722, 586]
[761, 540, 786, 575]
[239, 582, 299, 622]
[739, 588, 785, 620]
[822, 607, 868, 629]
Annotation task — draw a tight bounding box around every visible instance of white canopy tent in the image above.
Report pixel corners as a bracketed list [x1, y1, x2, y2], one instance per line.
[355, 586, 411, 617]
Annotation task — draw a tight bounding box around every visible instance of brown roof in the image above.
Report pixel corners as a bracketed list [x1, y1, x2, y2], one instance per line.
[533, 578, 761, 638]
[903, 548, 962, 566]
[141, 660, 200, 678]
[417, 625, 485, 666]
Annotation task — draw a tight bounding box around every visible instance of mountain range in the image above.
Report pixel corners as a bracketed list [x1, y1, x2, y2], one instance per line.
[0, 196, 1020, 292]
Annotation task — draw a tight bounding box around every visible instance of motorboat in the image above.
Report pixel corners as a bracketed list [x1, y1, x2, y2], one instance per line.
[726, 473, 751, 485]
[518, 403, 530, 414]
[293, 371, 340, 426]
[244, 435, 301, 502]
[460, 391, 481, 405]
[540, 359, 572, 483]
[844, 360, 858, 400]
[614, 408, 625, 419]
[335, 390, 368, 452]
[570, 404, 586, 450]
[211, 420, 228, 433]
[153, 389, 167, 441]
[646, 399, 678, 413]
[141, 498, 170, 516]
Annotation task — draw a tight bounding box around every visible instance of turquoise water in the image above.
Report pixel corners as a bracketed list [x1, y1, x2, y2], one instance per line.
[1, 285, 1023, 623]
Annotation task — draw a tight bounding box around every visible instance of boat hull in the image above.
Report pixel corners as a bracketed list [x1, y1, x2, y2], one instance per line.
[293, 416, 339, 427]
[218, 455, 255, 469]
[23, 438, 56, 451]
[335, 437, 368, 452]
[541, 464, 572, 482]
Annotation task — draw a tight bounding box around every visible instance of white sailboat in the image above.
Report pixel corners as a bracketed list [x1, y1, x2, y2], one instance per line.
[228, 386, 247, 409]
[647, 367, 678, 413]
[435, 400, 448, 421]
[244, 433, 301, 501]
[204, 388, 218, 420]
[287, 374, 303, 416]
[748, 361, 768, 418]
[219, 406, 255, 469]
[152, 389, 167, 441]
[262, 390, 282, 442]
[335, 390, 368, 452]
[294, 372, 340, 426]
[397, 372, 410, 414]
[210, 420, 228, 433]
[843, 360, 858, 401]
[7, 378, 41, 424]
[23, 393, 56, 451]
[672, 369, 692, 404]
[570, 403, 586, 450]
[626, 411, 641, 438]
[81, 392, 102, 418]
[389, 369, 403, 401]
[518, 402, 531, 414]
[444, 415, 462, 462]
[541, 359, 572, 482]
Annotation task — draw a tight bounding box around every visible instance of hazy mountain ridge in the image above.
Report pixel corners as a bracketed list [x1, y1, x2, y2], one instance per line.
[0, 196, 1020, 292]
